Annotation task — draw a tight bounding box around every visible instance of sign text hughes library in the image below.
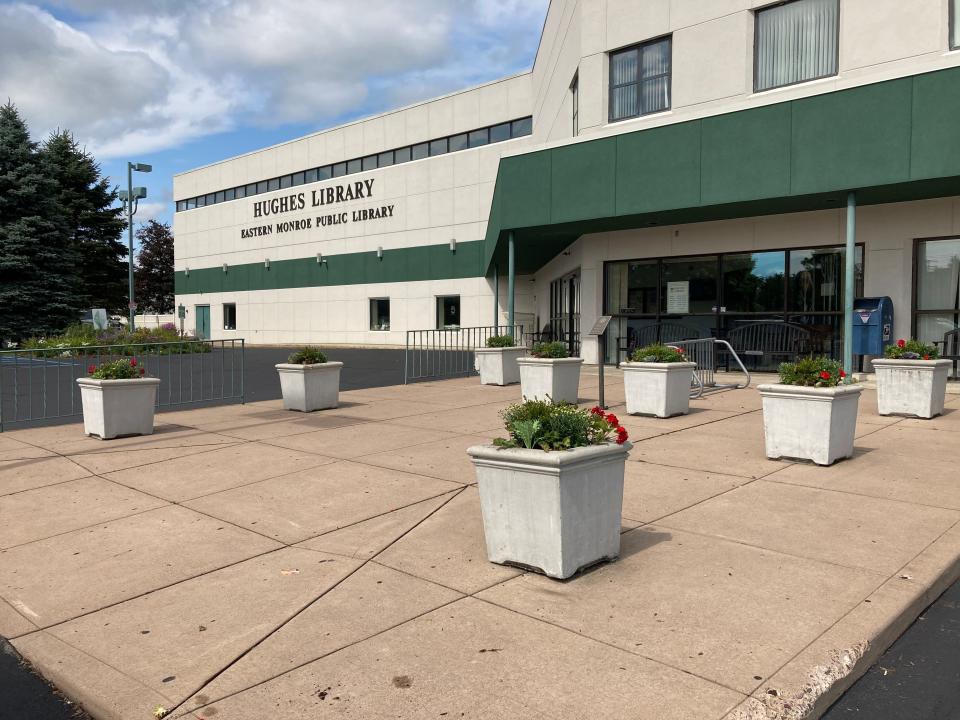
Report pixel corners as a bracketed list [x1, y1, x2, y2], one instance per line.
[240, 178, 395, 239]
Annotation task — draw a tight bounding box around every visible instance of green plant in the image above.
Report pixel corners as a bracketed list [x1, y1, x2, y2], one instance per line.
[485, 335, 516, 348]
[530, 341, 569, 359]
[629, 343, 688, 363]
[287, 346, 328, 364]
[22, 324, 208, 357]
[777, 356, 849, 388]
[885, 338, 939, 360]
[87, 357, 147, 380]
[494, 400, 628, 451]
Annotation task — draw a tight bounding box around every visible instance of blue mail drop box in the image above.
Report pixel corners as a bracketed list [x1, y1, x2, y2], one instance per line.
[852, 297, 894, 356]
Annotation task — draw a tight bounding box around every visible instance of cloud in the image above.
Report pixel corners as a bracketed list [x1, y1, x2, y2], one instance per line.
[3, 0, 547, 158]
[132, 201, 167, 222]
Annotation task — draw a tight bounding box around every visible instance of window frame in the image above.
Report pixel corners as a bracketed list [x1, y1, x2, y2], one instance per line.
[608, 35, 673, 123]
[436, 295, 461, 329]
[369, 297, 391, 331]
[222, 303, 237, 331]
[753, 0, 841, 93]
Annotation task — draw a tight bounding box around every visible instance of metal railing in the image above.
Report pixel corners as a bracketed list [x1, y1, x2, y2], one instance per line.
[405, 326, 523, 383]
[666, 338, 751, 398]
[0, 339, 244, 431]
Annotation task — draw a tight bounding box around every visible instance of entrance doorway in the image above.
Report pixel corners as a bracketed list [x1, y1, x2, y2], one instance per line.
[194, 305, 211, 340]
[550, 270, 580, 356]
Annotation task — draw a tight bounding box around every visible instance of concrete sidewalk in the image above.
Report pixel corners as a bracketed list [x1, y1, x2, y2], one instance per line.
[0, 370, 958, 720]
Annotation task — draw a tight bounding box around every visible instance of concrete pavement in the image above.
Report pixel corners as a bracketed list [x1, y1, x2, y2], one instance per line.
[0, 369, 958, 719]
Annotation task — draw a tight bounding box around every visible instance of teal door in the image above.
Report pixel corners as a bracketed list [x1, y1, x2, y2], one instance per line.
[195, 305, 211, 339]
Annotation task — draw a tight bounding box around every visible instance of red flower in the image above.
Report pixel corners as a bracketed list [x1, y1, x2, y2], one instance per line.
[839, 370, 847, 378]
[819, 371, 831, 380]
[675, 347, 685, 355]
[923, 355, 930, 360]
[130, 358, 137, 367]
[616, 427, 629, 445]
[897, 339, 906, 348]
[605, 413, 620, 427]
[139, 367, 146, 376]
[87, 364, 96, 374]
[590, 406, 604, 416]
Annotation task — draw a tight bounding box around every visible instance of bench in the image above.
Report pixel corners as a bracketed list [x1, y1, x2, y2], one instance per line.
[934, 328, 960, 379]
[723, 320, 812, 369]
[617, 322, 702, 363]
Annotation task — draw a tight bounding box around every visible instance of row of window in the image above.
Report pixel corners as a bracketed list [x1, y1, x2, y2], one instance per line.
[176, 118, 533, 213]
[607, 0, 960, 124]
[216, 296, 462, 332]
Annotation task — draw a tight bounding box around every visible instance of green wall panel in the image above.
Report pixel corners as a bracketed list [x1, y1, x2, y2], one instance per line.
[550, 137, 616, 223]
[499, 151, 552, 229]
[701, 103, 792, 205]
[616, 120, 701, 214]
[790, 78, 913, 194]
[174, 241, 486, 295]
[910, 69, 960, 180]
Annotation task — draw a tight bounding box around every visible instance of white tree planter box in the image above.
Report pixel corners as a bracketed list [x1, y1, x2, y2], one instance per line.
[276, 362, 343, 412]
[76, 377, 160, 440]
[872, 358, 951, 419]
[621, 361, 697, 418]
[475, 347, 527, 386]
[758, 384, 863, 466]
[467, 441, 631, 579]
[517, 357, 583, 404]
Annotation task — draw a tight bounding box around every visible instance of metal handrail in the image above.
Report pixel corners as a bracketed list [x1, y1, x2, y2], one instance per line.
[666, 338, 751, 397]
[405, 325, 523, 383]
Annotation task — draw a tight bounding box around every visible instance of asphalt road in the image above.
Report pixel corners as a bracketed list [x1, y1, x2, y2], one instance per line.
[0, 640, 88, 720]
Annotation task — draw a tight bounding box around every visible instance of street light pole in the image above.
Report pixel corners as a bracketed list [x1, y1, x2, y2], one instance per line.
[122, 162, 152, 331]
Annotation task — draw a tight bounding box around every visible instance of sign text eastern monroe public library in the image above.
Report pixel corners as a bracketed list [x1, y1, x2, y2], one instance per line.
[241, 178, 395, 239]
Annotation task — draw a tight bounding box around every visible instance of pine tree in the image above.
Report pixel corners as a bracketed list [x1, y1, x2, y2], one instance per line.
[42, 130, 127, 313]
[134, 220, 174, 313]
[0, 103, 80, 344]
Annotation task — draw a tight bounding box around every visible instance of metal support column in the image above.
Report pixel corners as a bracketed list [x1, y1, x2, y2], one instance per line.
[507, 232, 515, 331]
[493, 264, 499, 333]
[843, 192, 856, 380]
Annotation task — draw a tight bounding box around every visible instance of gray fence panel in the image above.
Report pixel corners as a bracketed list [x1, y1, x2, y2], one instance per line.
[405, 326, 523, 383]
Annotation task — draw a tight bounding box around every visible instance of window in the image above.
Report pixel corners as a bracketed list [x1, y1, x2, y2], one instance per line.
[234, 186, 246, 199]
[176, 200, 187, 212]
[370, 298, 390, 331]
[304, 169, 318, 184]
[436, 296, 460, 329]
[489, 122, 511, 143]
[214, 191, 225, 203]
[280, 175, 293, 189]
[347, 158, 362, 174]
[429, 138, 448, 156]
[223, 303, 237, 331]
[449, 133, 468, 152]
[224, 188, 236, 201]
[256, 180, 268, 194]
[914, 238, 960, 347]
[511, 117, 532, 138]
[412, 142, 429, 160]
[723, 252, 786, 313]
[195, 195, 206, 207]
[267, 178, 280, 191]
[755, 0, 839, 92]
[378, 150, 395, 167]
[952, 0, 959, 49]
[332, 162, 347, 177]
[291, 172, 305, 186]
[247, 183, 258, 196]
[571, 73, 579, 136]
[395, 146, 412, 163]
[362, 155, 377, 171]
[609, 36, 672, 122]
[468, 128, 488, 147]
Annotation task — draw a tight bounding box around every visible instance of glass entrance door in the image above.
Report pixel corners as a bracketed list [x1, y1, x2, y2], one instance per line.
[550, 270, 580, 356]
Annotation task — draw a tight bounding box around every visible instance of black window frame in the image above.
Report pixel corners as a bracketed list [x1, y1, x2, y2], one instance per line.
[608, 35, 673, 123]
[511, 117, 532, 138]
[436, 295, 461, 329]
[468, 128, 489, 148]
[412, 142, 429, 161]
[369, 297, 390, 331]
[449, 133, 469, 152]
[489, 122, 511, 143]
[395, 146, 412, 163]
[753, 0, 841, 93]
[223, 303, 237, 331]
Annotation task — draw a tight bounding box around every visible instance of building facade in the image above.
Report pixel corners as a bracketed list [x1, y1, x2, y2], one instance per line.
[175, 0, 960, 366]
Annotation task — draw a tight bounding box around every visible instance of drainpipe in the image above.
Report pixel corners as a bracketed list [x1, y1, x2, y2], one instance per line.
[493, 264, 499, 333]
[843, 192, 856, 381]
[507, 232, 516, 332]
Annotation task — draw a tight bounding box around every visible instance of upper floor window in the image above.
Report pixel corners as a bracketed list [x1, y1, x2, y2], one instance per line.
[754, 0, 839, 92]
[571, 72, 579, 136]
[609, 36, 671, 122]
[952, 0, 959, 49]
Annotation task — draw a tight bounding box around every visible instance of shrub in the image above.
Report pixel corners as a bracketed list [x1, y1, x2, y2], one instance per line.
[530, 341, 569, 359]
[287, 346, 328, 364]
[494, 399, 628, 451]
[23, 324, 208, 357]
[629, 343, 688, 363]
[885, 338, 939, 360]
[485, 335, 515, 348]
[777, 356, 849, 388]
[87, 357, 147, 380]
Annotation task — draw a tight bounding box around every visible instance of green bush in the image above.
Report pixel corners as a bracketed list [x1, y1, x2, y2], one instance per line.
[287, 346, 328, 364]
[628, 343, 688, 363]
[777, 356, 849, 388]
[494, 400, 628, 451]
[885, 338, 939, 360]
[23, 324, 209, 357]
[485, 335, 516, 348]
[530, 341, 569, 359]
[87, 357, 147, 380]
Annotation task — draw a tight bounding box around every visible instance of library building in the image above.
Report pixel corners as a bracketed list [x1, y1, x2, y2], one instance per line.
[174, 0, 960, 370]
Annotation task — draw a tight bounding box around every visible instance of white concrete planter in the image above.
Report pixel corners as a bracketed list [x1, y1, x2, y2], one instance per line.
[475, 347, 527, 386]
[621, 361, 697, 418]
[76, 377, 160, 440]
[872, 358, 951, 419]
[758, 383, 863, 466]
[467, 441, 632, 579]
[517, 357, 583, 404]
[276, 362, 343, 412]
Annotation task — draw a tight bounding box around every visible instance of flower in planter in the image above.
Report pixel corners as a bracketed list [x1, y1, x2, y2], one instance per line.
[530, 341, 569, 359]
[495, 400, 628, 451]
[87, 358, 150, 380]
[885, 339, 939, 360]
[287, 346, 328, 364]
[628, 343, 688, 363]
[485, 335, 516, 348]
[778, 357, 852, 388]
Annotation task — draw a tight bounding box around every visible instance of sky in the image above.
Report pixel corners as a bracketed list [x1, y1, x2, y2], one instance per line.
[0, 0, 548, 233]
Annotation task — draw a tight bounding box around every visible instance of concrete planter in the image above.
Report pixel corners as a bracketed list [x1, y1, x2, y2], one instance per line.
[758, 383, 863, 466]
[517, 357, 583, 404]
[621, 361, 697, 418]
[467, 441, 631, 579]
[76, 377, 160, 440]
[871, 358, 951, 419]
[276, 362, 343, 411]
[475, 347, 527, 386]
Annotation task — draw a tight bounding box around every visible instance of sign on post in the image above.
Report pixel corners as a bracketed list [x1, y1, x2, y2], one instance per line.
[91, 308, 108, 330]
[588, 315, 613, 410]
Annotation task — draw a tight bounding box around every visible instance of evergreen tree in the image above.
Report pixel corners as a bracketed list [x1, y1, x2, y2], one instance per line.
[0, 103, 79, 344]
[134, 220, 174, 313]
[42, 130, 127, 312]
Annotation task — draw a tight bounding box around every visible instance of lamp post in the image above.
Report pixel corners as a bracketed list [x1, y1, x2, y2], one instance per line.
[119, 162, 152, 330]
